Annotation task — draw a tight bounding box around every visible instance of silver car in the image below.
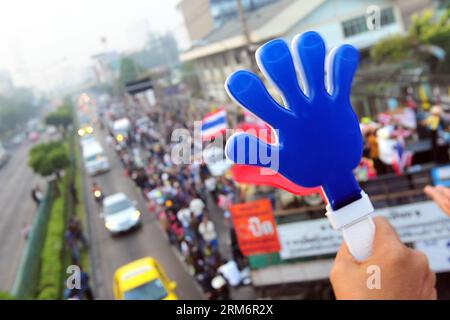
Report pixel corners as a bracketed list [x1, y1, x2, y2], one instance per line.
[102, 193, 141, 235]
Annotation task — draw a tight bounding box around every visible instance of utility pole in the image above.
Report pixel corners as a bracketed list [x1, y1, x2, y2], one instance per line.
[236, 0, 257, 72]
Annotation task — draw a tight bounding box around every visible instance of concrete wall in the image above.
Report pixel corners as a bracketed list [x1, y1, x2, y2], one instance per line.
[284, 0, 405, 50]
[178, 0, 215, 42]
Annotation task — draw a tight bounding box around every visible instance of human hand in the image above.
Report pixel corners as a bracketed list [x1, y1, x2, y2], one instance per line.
[424, 185, 450, 216]
[225, 31, 363, 210]
[330, 217, 436, 300]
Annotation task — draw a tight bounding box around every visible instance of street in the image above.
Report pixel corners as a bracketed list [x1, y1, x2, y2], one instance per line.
[0, 142, 43, 292]
[82, 124, 203, 300]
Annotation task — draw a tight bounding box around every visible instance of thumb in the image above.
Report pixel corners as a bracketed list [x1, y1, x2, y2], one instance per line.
[371, 216, 403, 254]
[336, 217, 400, 264]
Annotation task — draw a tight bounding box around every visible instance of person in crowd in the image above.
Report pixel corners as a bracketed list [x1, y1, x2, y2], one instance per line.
[196, 269, 215, 299]
[65, 288, 81, 300]
[68, 215, 89, 249]
[190, 196, 206, 222]
[78, 266, 95, 300]
[367, 129, 386, 175]
[189, 211, 201, 242]
[177, 205, 193, 238]
[65, 228, 81, 264]
[424, 105, 443, 162]
[157, 210, 171, 241]
[217, 259, 242, 287]
[69, 180, 78, 204]
[211, 273, 231, 300]
[199, 215, 218, 252]
[31, 185, 44, 207]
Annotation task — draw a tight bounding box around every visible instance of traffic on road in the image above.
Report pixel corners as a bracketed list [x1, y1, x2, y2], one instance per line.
[1, 0, 450, 305]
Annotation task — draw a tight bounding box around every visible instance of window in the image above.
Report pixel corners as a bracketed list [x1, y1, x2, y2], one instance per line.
[342, 16, 367, 37]
[342, 7, 396, 38]
[123, 279, 168, 300]
[105, 199, 132, 216]
[380, 7, 395, 26]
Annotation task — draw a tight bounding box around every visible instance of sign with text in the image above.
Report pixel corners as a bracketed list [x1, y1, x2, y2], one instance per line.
[230, 199, 281, 256]
[432, 165, 450, 187]
[415, 238, 450, 273]
[278, 201, 450, 260]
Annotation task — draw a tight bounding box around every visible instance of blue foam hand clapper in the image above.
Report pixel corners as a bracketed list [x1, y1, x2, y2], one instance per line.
[225, 31, 376, 261]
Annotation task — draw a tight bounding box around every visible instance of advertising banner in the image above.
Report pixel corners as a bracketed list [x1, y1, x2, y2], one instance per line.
[230, 199, 281, 256]
[278, 201, 450, 260]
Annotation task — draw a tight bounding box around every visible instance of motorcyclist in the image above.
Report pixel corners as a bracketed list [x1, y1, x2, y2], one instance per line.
[91, 182, 104, 204]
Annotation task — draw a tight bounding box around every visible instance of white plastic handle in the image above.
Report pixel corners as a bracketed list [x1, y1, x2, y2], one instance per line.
[342, 216, 375, 261]
[326, 191, 376, 261]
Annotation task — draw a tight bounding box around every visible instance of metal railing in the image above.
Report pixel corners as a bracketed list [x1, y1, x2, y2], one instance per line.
[10, 181, 56, 299]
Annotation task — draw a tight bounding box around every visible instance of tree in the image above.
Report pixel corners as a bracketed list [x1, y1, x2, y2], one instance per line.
[371, 9, 450, 72]
[45, 104, 73, 135]
[0, 88, 38, 137]
[45, 98, 73, 135]
[28, 142, 70, 179]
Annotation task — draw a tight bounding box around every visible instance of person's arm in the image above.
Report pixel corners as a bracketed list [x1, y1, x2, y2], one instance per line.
[424, 185, 450, 216]
[330, 217, 436, 300]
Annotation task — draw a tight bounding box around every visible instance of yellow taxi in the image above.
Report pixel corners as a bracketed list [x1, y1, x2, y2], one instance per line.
[113, 257, 178, 300]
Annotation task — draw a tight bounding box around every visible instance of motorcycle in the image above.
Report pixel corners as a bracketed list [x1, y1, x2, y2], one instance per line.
[92, 186, 104, 205]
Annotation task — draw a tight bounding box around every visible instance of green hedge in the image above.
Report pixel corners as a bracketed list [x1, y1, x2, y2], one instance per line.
[0, 292, 15, 300]
[34, 130, 90, 300]
[73, 137, 90, 270]
[36, 196, 65, 300]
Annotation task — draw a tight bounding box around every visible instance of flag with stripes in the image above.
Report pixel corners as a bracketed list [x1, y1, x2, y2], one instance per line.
[201, 108, 227, 141]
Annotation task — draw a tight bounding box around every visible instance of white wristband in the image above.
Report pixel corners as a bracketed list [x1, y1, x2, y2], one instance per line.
[326, 191, 376, 261]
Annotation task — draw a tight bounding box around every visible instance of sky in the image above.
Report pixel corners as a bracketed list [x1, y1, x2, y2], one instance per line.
[0, 0, 188, 90]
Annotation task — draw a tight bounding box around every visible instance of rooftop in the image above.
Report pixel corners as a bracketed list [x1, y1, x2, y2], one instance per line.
[180, 0, 325, 61]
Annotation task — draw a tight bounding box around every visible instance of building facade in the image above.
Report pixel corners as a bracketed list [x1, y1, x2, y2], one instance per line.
[178, 0, 280, 44]
[180, 0, 437, 105]
[91, 51, 121, 85]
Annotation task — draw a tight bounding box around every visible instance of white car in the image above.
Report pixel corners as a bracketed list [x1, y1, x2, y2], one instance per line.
[80, 134, 96, 147]
[102, 193, 141, 235]
[82, 141, 110, 176]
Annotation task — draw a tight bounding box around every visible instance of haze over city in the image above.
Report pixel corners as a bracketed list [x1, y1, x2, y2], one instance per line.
[0, 0, 186, 90]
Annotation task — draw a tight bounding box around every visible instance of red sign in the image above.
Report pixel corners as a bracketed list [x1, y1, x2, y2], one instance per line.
[230, 199, 281, 256]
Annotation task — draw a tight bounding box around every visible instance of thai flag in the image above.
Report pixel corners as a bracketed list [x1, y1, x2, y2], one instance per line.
[201, 108, 227, 141]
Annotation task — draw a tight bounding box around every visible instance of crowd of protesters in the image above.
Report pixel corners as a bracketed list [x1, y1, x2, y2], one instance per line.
[102, 102, 249, 300]
[355, 104, 450, 181]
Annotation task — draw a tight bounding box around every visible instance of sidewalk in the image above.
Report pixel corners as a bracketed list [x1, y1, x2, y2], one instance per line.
[205, 194, 257, 299]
